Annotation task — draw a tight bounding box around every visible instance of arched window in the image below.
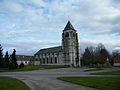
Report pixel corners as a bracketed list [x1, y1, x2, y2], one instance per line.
[40, 59, 42, 63]
[65, 32, 69, 37]
[62, 33, 64, 37]
[43, 58, 45, 64]
[47, 58, 49, 64]
[55, 57, 57, 64]
[25, 61, 27, 64]
[51, 58, 52, 64]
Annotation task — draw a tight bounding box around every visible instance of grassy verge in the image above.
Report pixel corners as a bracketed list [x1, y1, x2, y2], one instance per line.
[0, 76, 29, 90]
[91, 70, 120, 75]
[83, 66, 114, 72]
[84, 68, 104, 72]
[57, 77, 120, 90]
[0, 68, 10, 72]
[82, 65, 113, 68]
[0, 65, 69, 72]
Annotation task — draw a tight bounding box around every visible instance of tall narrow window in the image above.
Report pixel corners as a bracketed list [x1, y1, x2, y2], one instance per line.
[65, 32, 69, 37]
[47, 58, 49, 64]
[51, 58, 52, 64]
[55, 57, 57, 64]
[43, 58, 45, 64]
[40, 59, 41, 63]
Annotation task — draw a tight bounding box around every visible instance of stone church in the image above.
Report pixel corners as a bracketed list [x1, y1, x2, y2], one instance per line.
[35, 21, 80, 67]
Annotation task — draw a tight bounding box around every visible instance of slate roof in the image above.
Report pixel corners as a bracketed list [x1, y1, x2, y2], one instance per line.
[64, 21, 75, 30]
[35, 46, 63, 55]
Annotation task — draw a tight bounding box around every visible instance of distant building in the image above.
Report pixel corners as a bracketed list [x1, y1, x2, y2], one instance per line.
[16, 55, 40, 66]
[35, 21, 81, 67]
[113, 57, 120, 66]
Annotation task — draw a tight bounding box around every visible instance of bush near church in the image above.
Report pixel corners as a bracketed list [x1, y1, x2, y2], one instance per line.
[19, 62, 24, 68]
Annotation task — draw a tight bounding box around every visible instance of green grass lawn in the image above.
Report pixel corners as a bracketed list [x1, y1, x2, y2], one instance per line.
[84, 68, 104, 72]
[83, 66, 114, 72]
[92, 70, 120, 75]
[0, 65, 69, 72]
[57, 77, 120, 90]
[82, 65, 113, 68]
[0, 76, 29, 90]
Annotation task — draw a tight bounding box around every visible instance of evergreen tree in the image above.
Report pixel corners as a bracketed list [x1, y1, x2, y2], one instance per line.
[0, 44, 4, 68]
[82, 47, 94, 65]
[94, 43, 105, 64]
[99, 49, 109, 65]
[4, 51, 9, 68]
[9, 49, 18, 69]
[88, 46, 95, 65]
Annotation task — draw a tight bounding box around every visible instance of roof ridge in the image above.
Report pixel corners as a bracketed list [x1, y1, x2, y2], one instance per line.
[40, 46, 62, 50]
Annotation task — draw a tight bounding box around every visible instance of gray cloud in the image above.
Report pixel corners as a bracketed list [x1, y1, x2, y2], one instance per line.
[2, 40, 61, 55]
[0, 0, 120, 55]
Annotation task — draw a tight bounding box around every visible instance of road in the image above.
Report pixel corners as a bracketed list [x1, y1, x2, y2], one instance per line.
[0, 67, 120, 90]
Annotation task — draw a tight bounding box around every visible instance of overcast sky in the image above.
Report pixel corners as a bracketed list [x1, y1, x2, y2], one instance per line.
[0, 0, 120, 55]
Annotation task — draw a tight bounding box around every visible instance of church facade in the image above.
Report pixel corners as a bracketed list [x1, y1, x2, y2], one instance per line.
[35, 21, 80, 67]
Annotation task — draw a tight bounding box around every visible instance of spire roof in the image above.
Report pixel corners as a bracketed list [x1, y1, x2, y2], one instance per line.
[64, 21, 75, 30]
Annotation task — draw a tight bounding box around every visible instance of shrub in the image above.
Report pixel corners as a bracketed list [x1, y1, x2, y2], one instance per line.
[8, 63, 18, 70]
[19, 62, 24, 68]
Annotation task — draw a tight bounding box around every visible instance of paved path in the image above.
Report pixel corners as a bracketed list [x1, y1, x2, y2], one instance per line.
[0, 67, 120, 90]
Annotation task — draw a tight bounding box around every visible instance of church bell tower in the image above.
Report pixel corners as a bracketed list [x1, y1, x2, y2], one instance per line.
[62, 21, 80, 67]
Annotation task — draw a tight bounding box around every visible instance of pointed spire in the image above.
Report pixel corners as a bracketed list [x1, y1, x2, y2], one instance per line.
[64, 21, 75, 30]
